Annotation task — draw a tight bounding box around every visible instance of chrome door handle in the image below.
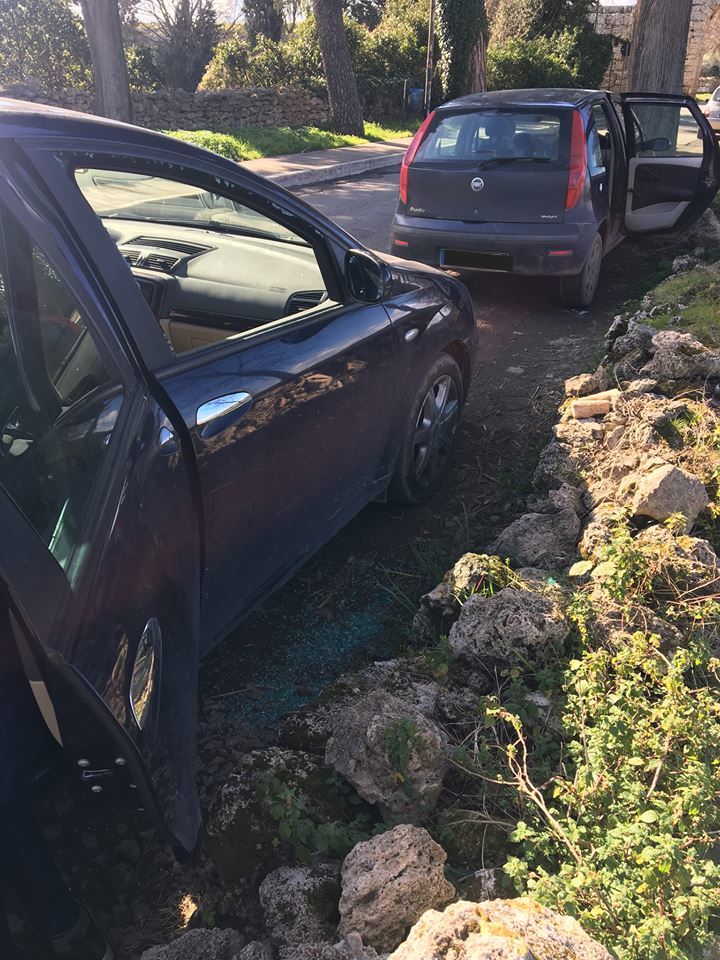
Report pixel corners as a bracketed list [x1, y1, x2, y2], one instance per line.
[158, 425, 179, 455]
[196, 392, 253, 439]
[404, 327, 419, 342]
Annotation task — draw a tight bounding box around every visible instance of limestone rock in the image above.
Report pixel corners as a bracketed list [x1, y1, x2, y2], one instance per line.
[672, 254, 697, 274]
[533, 441, 579, 490]
[339, 825, 455, 953]
[611, 319, 656, 358]
[630, 463, 708, 531]
[449, 587, 568, 667]
[641, 330, 720, 381]
[279, 661, 438, 755]
[564, 370, 609, 397]
[387, 898, 612, 960]
[570, 390, 619, 419]
[239, 944, 274, 960]
[491, 508, 580, 569]
[140, 928, 244, 960]
[206, 748, 351, 880]
[259, 864, 341, 957]
[325, 691, 448, 821]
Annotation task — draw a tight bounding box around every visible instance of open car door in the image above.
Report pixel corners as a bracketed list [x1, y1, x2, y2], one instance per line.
[621, 92, 720, 237]
[0, 151, 202, 857]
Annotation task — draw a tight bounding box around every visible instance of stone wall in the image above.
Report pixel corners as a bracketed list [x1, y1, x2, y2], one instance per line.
[593, 0, 719, 96]
[0, 83, 329, 131]
[593, 4, 634, 93]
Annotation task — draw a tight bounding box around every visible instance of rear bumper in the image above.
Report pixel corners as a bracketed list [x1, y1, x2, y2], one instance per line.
[391, 216, 598, 276]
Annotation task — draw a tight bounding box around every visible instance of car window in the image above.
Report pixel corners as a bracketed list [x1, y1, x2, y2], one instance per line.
[416, 109, 567, 164]
[629, 103, 705, 158]
[588, 103, 613, 175]
[0, 202, 123, 580]
[71, 165, 338, 358]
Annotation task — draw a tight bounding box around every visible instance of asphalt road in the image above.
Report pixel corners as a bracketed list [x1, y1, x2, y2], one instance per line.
[199, 170, 661, 724]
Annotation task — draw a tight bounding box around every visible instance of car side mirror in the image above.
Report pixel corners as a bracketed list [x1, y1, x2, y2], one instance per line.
[345, 250, 390, 303]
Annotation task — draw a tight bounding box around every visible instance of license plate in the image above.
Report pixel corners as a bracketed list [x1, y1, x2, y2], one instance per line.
[441, 249, 513, 271]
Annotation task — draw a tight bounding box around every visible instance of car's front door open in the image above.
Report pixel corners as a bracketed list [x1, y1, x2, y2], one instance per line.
[621, 93, 720, 236]
[0, 156, 203, 857]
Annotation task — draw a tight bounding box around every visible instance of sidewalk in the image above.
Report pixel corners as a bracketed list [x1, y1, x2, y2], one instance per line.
[241, 136, 412, 189]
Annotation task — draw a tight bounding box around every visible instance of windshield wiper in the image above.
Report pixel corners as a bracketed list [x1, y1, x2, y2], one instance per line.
[477, 156, 552, 169]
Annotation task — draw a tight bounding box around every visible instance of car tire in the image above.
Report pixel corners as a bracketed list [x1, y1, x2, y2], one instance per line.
[388, 354, 465, 506]
[559, 232, 603, 309]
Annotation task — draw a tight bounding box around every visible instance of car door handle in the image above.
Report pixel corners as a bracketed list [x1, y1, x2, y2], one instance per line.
[196, 392, 253, 439]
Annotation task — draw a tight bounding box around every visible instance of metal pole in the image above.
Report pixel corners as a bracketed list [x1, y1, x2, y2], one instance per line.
[423, 0, 436, 116]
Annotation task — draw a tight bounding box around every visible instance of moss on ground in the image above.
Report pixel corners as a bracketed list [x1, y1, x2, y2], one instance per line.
[643, 264, 720, 349]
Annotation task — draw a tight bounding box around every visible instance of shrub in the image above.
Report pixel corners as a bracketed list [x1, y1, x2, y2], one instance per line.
[125, 44, 161, 92]
[0, 0, 90, 92]
[487, 26, 612, 91]
[487, 36, 576, 90]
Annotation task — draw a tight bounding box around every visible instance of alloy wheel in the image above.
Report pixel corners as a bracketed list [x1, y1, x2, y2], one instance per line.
[412, 374, 460, 487]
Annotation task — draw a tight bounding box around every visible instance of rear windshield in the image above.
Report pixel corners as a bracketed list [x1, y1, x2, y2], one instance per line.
[415, 109, 569, 165]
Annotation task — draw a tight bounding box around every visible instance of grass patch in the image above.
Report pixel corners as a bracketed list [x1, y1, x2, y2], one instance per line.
[164, 121, 418, 162]
[643, 265, 720, 349]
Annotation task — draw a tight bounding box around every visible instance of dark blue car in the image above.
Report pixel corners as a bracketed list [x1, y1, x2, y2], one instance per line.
[392, 89, 720, 307]
[0, 100, 477, 855]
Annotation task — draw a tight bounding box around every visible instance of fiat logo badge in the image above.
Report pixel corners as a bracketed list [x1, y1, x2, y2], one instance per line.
[471, 177, 485, 192]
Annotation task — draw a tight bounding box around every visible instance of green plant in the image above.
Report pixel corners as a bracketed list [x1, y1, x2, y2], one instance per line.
[255, 771, 371, 862]
[435, 0, 488, 101]
[125, 44, 161, 92]
[487, 25, 612, 91]
[384, 718, 423, 783]
[499, 630, 720, 960]
[0, 0, 91, 92]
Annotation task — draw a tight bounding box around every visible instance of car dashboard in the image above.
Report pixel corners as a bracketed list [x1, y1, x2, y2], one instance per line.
[103, 221, 329, 355]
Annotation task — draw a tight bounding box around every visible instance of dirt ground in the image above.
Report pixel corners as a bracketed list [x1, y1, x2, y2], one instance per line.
[24, 172, 691, 959]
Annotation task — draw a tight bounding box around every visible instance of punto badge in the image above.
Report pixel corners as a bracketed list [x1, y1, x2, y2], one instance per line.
[471, 177, 485, 192]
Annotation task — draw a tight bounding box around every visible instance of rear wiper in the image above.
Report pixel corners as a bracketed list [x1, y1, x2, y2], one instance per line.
[477, 156, 552, 168]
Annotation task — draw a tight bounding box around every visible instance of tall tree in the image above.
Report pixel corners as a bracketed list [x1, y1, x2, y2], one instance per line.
[627, 0, 693, 93]
[146, 0, 221, 90]
[312, 0, 364, 135]
[243, 0, 284, 43]
[436, 0, 488, 100]
[79, 0, 133, 121]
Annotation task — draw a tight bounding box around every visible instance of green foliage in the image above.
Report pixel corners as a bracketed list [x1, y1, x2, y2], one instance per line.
[383, 718, 423, 780]
[344, 0, 386, 28]
[490, 0, 598, 44]
[166, 121, 416, 160]
[125, 45, 161, 92]
[435, 0, 488, 101]
[0, 0, 90, 92]
[502, 631, 720, 960]
[487, 24, 613, 92]
[200, 2, 429, 117]
[255, 770, 372, 862]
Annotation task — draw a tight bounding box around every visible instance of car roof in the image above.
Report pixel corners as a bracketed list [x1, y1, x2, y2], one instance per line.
[440, 88, 602, 111]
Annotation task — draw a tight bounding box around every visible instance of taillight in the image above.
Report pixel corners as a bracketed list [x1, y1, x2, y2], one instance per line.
[565, 109, 587, 211]
[399, 110, 436, 204]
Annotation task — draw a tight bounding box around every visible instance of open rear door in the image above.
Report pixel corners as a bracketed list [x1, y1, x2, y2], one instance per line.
[621, 93, 720, 237]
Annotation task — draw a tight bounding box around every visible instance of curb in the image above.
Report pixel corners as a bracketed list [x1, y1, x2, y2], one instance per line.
[260, 151, 404, 189]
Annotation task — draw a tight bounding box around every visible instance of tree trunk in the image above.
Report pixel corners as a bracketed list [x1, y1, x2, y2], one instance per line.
[312, 0, 364, 136]
[627, 0, 693, 94]
[80, 0, 133, 122]
[466, 34, 486, 93]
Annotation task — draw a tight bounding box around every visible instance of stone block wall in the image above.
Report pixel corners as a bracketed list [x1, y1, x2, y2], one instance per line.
[594, 4, 635, 93]
[0, 83, 329, 131]
[593, 0, 717, 96]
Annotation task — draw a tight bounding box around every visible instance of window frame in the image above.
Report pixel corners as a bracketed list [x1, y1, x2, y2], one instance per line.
[24, 139, 351, 375]
[0, 146, 142, 598]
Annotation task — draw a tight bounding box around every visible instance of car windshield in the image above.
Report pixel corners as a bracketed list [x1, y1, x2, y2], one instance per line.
[74, 168, 306, 244]
[415, 109, 567, 164]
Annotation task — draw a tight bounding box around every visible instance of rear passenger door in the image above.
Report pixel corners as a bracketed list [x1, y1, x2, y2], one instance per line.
[621, 93, 720, 235]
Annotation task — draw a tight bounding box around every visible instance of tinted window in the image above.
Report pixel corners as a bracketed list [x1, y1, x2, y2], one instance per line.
[588, 103, 613, 175]
[0, 204, 123, 578]
[416, 110, 567, 163]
